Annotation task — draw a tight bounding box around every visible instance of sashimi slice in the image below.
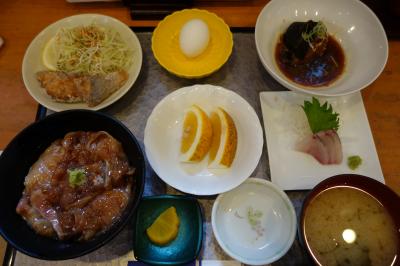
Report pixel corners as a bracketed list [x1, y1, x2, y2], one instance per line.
[329, 130, 343, 164]
[296, 134, 330, 164]
[315, 130, 335, 164]
[296, 129, 343, 165]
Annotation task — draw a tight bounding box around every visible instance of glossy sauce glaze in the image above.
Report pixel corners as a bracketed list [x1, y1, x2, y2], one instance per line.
[304, 187, 398, 266]
[16, 131, 135, 241]
[275, 35, 345, 87]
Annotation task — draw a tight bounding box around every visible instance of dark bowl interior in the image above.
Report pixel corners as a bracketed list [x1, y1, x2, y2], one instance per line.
[0, 110, 145, 260]
[299, 174, 400, 265]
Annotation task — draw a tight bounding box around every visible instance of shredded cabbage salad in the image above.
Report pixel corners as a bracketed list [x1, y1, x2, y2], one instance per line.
[53, 24, 133, 75]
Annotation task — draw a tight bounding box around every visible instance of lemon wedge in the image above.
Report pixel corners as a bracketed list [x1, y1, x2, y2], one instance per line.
[146, 206, 180, 245]
[42, 37, 58, 71]
[180, 105, 213, 162]
[208, 107, 237, 168]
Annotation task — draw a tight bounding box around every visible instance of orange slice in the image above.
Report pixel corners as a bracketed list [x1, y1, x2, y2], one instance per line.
[208, 107, 237, 168]
[180, 105, 213, 162]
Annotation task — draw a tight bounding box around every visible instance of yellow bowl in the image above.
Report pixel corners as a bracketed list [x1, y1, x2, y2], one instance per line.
[152, 9, 233, 78]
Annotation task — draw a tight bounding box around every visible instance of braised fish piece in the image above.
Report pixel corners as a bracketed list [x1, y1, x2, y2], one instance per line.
[283, 20, 328, 64]
[36, 70, 128, 107]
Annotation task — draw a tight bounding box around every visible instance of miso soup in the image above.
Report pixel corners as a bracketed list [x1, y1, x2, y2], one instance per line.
[304, 187, 398, 266]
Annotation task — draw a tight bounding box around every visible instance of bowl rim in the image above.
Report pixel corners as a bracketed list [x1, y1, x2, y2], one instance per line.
[254, 0, 389, 96]
[299, 174, 400, 265]
[0, 109, 145, 260]
[133, 194, 203, 265]
[211, 177, 297, 265]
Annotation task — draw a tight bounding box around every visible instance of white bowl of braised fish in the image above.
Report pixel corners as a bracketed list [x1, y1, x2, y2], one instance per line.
[22, 14, 142, 111]
[0, 110, 145, 260]
[255, 0, 388, 96]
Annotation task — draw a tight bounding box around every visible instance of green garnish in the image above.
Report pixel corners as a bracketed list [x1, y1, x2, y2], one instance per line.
[247, 207, 263, 227]
[68, 169, 87, 187]
[301, 21, 328, 51]
[302, 97, 340, 134]
[347, 155, 362, 170]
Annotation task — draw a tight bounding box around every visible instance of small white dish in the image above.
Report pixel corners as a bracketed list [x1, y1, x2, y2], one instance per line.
[211, 178, 296, 265]
[260, 91, 384, 190]
[255, 0, 388, 96]
[22, 14, 142, 111]
[144, 84, 263, 195]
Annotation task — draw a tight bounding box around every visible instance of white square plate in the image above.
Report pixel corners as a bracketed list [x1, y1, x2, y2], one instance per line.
[260, 91, 384, 190]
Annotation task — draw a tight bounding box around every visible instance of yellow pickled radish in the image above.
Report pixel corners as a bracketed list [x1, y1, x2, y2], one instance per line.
[146, 206, 180, 245]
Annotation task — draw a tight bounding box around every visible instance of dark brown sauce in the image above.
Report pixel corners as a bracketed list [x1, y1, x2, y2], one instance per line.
[275, 35, 345, 87]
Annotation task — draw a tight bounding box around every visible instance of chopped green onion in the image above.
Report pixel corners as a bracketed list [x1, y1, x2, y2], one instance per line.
[301, 21, 328, 50]
[68, 168, 87, 187]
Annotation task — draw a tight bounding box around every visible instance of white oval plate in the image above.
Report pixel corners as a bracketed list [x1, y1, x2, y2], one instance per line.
[22, 14, 142, 111]
[255, 0, 388, 96]
[144, 84, 263, 195]
[212, 178, 297, 265]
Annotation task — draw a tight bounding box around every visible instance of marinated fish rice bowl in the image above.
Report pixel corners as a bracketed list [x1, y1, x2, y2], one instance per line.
[0, 110, 145, 260]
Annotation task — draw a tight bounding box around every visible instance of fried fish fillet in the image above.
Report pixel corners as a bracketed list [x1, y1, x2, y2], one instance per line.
[36, 70, 128, 107]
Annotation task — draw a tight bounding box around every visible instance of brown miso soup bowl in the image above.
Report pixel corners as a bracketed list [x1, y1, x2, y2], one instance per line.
[300, 174, 400, 266]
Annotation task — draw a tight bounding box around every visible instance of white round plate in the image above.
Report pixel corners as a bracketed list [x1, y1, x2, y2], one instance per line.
[212, 178, 297, 265]
[144, 84, 263, 195]
[255, 0, 388, 96]
[22, 14, 142, 111]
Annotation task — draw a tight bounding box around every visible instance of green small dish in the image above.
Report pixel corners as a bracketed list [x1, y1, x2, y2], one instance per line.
[133, 195, 203, 265]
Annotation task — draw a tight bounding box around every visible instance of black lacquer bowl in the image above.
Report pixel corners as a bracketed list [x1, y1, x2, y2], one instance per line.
[0, 110, 145, 260]
[299, 174, 400, 266]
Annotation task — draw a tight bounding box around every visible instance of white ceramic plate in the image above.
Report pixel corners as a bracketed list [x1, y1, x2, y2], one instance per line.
[144, 84, 263, 195]
[255, 0, 388, 96]
[211, 178, 296, 265]
[260, 91, 384, 190]
[22, 14, 142, 111]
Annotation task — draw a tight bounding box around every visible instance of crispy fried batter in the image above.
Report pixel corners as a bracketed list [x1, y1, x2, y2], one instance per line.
[36, 70, 128, 107]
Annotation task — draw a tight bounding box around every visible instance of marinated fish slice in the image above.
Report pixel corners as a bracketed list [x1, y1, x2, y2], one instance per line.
[23, 139, 66, 192]
[29, 189, 69, 239]
[74, 188, 130, 241]
[16, 196, 56, 238]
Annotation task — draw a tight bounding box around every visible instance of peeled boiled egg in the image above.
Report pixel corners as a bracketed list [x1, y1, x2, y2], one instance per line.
[179, 19, 210, 58]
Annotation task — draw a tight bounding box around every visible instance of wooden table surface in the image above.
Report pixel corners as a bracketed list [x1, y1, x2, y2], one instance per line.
[0, 0, 399, 263]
